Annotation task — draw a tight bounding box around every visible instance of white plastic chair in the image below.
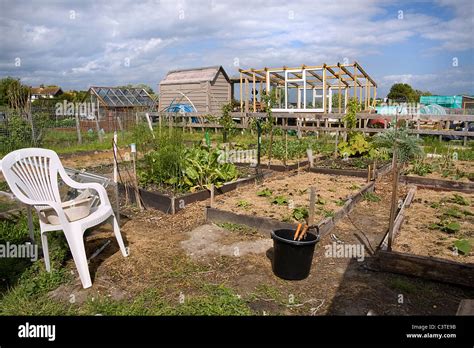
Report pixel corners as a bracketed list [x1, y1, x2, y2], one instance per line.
[0, 148, 128, 288]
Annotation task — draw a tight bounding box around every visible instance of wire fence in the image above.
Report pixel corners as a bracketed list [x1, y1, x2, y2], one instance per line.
[0, 105, 145, 155]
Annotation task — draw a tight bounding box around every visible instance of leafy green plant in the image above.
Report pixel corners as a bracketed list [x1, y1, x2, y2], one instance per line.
[453, 239, 472, 255]
[338, 133, 373, 158]
[0, 114, 32, 155]
[292, 207, 308, 222]
[236, 200, 251, 208]
[449, 194, 470, 206]
[256, 188, 272, 197]
[335, 199, 346, 207]
[363, 192, 381, 202]
[410, 159, 433, 176]
[442, 207, 463, 219]
[372, 127, 423, 163]
[429, 220, 460, 234]
[316, 196, 326, 205]
[342, 97, 359, 130]
[323, 209, 335, 218]
[271, 196, 288, 205]
[139, 134, 238, 192]
[218, 103, 235, 143]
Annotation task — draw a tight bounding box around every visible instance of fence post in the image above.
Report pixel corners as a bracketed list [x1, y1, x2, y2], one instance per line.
[95, 114, 103, 143]
[75, 113, 82, 144]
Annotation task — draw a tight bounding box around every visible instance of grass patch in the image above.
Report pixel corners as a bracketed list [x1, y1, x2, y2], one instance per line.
[217, 222, 259, 236]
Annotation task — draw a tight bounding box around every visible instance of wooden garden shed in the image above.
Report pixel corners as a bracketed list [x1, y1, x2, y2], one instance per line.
[158, 66, 231, 114]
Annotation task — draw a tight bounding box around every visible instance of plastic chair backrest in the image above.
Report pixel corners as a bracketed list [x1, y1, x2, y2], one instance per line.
[1, 148, 63, 205]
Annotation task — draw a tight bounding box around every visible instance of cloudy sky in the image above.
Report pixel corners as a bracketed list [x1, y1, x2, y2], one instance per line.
[0, 0, 473, 96]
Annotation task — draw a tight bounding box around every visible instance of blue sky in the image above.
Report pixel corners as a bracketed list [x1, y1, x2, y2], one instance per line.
[0, 0, 472, 97]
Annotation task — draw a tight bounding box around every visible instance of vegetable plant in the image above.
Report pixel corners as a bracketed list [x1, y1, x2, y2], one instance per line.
[271, 196, 288, 205]
[292, 207, 309, 222]
[453, 239, 472, 255]
[139, 132, 238, 192]
[256, 188, 272, 197]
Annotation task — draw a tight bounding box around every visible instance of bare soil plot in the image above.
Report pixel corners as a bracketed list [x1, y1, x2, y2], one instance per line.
[393, 189, 474, 263]
[64, 176, 471, 315]
[214, 171, 366, 223]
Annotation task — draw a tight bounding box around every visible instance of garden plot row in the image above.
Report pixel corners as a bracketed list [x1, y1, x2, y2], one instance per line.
[375, 186, 474, 288]
[119, 170, 272, 214]
[206, 171, 375, 238]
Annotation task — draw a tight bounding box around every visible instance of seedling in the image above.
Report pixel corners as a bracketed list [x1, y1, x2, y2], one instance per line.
[449, 194, 470, 206]
[323, 209, 335, 218]
[363, 192, 381, 202]
[429, 220, 460, 234]
[271, 196, 288, 205]
[453, 239, 472, 255]
[316, 196, 326, 205]
[335, 199, 346, 207]
[442, 207, 463, 219]
[257, 188, 272, 197]
[292, 207, 309, 222]
[236, 200, 251, 208]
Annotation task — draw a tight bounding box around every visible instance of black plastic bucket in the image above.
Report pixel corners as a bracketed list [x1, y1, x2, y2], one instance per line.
[271, 228, 319, 280]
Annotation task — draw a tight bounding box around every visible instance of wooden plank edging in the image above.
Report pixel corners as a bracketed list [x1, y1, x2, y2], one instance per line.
[400, 176, 474, 193]
[376, 250, 474, 288]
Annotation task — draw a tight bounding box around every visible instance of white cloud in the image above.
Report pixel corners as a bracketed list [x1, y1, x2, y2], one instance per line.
[0, 0, 472, 96]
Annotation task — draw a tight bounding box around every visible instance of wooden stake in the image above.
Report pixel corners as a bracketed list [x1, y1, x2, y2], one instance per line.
[210, 184, 215, 208]
[387, 135, 400, 251]
[306, 148, 314, 168]
[131, 144, 143, 210]
[367, 164, 372, 182]
[95, 113, 103, 143]
[334, 131, 339, 159]
[308, 187, 316, 226]
[75, 113, 82, 144]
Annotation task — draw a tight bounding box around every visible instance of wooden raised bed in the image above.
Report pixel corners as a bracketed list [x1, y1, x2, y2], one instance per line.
[206, 180, 375, 237]
[400, 175, 474, 193]
[309, 162, 392, 179]
[119, 170, 272, 214]
[374, 187, 474, 288]
[236, 160, 309, 172]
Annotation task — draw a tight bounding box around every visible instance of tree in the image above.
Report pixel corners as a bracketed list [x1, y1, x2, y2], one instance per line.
[387, 83, 432, 103]
[0, 77, 29, 108]
[387, 83, 417, 102]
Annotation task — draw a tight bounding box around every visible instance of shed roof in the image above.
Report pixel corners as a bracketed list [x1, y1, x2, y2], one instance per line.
[160, 66, 230, 85]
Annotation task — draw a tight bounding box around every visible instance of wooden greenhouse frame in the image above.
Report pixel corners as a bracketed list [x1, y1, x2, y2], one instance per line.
[238, 62, 377, 113]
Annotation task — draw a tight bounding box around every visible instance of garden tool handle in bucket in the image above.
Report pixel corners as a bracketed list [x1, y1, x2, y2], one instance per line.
[304, 225, 320, 241]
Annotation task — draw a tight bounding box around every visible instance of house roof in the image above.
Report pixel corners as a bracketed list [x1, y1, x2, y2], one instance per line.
[30, 86, 62, 96]
[160, 66, 230, 85]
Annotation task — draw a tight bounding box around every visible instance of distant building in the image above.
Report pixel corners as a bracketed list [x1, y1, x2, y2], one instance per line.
[419, 95, 474, 109]
[30, 86, 63, 100]
[87, 86, 156, 118]
[159, 66, 231, 113]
